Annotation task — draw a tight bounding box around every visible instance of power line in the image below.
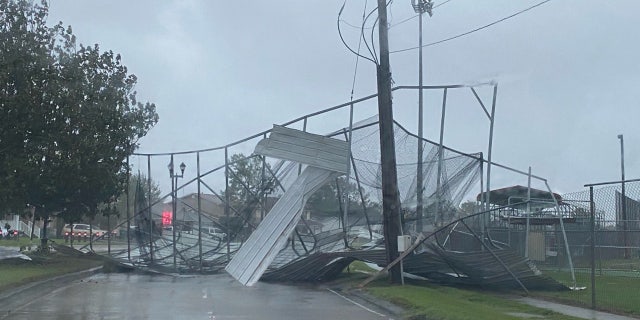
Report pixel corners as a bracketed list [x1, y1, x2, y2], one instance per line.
[339, 0, 451, 32]
[434, 0, 454, 9]
[350, 0, 370, 99]
[389, 0, 454, 29]
[364, 4, 381, 64]
[391, 0, 552, 54]
[337, 1, 378, 64]
[339, 19, 371, 30]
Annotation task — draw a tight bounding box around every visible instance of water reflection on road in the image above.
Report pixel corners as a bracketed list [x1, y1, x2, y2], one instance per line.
[4, 273, 391, 320]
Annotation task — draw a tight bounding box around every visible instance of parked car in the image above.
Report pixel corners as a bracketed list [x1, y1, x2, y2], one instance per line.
[62, 224, 115, 242]
[200, 227, 227, 240]
[162, 225, 174, 235]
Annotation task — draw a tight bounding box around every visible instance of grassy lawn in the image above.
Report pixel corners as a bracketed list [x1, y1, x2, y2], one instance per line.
[0, 252, 103, 293]
[338, 262, 582, 320]
[0, 237, 40, 248]
[367, 282, 584, 320]
[594, 258, 640, 272]
[536, 270, 640, 316]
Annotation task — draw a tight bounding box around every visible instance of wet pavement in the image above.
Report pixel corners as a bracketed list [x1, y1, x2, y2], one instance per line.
[0, 273, 395, 320]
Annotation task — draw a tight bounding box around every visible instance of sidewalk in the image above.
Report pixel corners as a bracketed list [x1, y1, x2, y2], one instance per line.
[516, 297, 638, 320]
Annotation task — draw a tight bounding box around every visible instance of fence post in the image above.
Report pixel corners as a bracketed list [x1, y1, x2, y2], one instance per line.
[126, 156, 131, 261]
[224, 147, 230, 261]
[148, 155, 153, 262]
[197, 152, 203, 272]
[589, 185, 596, 309]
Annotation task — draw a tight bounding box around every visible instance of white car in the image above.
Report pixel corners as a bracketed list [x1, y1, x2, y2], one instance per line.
[200, 227, 227, 240]
[63, 223, 113, 240]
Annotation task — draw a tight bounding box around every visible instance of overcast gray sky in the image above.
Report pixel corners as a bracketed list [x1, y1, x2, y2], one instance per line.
[47, 0, 640, 196]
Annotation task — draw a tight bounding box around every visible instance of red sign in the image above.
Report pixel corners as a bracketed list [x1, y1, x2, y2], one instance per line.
[162, 211, 172, 226]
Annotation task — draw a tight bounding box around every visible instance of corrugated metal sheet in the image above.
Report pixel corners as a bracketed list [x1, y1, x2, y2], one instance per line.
[254, 125, 349, 174]
[226, 126, 349, 286]
[225, 166, 340, 286]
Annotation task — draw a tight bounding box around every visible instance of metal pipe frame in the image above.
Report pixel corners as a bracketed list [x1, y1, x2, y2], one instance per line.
[114, 82, 574, 278]
[132, 84, 496, 157]
[342, 130, 373, 239]
[589, 186, 596, 309]
[197, 152, 203, 272]
[416, 3, 426, 234]
[544, 180, 576, 287]
[435, 88, 447, 226]
[148, 155, 154, 263]
[126, 156, 131, 261]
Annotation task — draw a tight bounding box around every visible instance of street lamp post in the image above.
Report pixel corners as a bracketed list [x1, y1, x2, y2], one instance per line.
[412, 0, 432, 233]
[168, 158, 186, 270]
[617, 134, 629, 259]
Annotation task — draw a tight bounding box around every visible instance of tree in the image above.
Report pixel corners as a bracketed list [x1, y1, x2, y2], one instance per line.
[0, 0, 158, 247]
[78, 173, 162, 235]
[306, 176, 375, 219]
[459, 200, 481, 216]
[224, 153, 273, 207]
[220, 153, 274, 236]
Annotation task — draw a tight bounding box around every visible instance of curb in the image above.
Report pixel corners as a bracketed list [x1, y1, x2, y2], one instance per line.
[331, 286, 406, 318]
[0, 266, 103, 301]
[0, 266, 103, 318]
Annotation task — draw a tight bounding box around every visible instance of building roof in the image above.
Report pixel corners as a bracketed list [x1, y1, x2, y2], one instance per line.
[476, 185, 563, 209]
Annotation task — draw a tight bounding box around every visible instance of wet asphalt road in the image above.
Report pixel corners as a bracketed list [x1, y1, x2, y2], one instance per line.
[1, 273, 394, 320]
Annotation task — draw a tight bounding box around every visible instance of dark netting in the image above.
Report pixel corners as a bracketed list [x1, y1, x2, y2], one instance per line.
[343, 117, 482, 235]
[85, 114, 484, 275]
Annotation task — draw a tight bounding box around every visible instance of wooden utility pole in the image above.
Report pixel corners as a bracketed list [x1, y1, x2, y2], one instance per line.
[376, 0, 403, 284]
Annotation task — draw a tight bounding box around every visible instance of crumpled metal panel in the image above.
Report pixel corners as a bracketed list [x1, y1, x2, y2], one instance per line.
[225, 166, 339, 286]
[226, 126, 349, 286]
[254, 125, 349, 174]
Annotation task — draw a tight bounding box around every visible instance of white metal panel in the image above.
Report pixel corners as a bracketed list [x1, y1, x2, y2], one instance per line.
[225, 166, 339, 286]
[254, 125, 349, 174]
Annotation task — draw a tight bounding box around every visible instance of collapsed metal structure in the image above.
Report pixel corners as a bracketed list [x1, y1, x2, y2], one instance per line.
[74, 84, 573, 292]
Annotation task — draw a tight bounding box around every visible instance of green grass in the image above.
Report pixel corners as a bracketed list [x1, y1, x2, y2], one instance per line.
[595, 258, 640, 270]
[338, 262, 582, 320]
[0, 237, 40, 248]
[0, 252, 103, 293]
[537, 270, 640, 316]
[347, 260, 377, 274]
[365, 282, 582, 320]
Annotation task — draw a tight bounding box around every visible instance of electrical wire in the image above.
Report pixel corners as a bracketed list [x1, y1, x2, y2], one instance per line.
[389, 14, 417, 30]
[369, 12, 379, 64]
[389, 0, 455, 30]
[390, 0, 552, 54]
[368, 0, 394, 65]
[362, 5, 381, 65]
[435, 0, 454, 9]
[339, 19, 372, 30]
[350, 0, 370, 100]
[337, 1, 378, 64]
[341, 0, 452, 31]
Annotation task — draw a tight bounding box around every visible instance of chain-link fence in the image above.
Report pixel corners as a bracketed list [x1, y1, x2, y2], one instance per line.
[540, 179, 640, 314]
[69, 84, 501, 274]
